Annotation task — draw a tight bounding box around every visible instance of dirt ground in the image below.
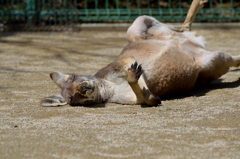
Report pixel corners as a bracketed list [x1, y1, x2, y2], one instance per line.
[0, 27, 240, 159]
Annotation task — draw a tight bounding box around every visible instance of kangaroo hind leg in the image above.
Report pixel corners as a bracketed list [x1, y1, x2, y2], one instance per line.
[198, 51, 240, 84]
[232, 55, 240, 67]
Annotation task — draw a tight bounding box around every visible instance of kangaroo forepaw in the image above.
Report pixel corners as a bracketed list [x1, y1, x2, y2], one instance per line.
[127, 61, 143, 83]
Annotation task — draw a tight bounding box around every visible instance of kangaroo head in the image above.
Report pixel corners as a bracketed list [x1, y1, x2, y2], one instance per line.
[49, 72, 99, 106]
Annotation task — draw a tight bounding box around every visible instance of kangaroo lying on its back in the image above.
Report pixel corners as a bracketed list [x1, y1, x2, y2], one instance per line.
[41, 0, 240, 107]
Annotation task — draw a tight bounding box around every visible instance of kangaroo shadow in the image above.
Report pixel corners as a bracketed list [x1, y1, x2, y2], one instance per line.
[230, 68, 240, 72]
[164, 77, 240, 101]
[72, 103, 106, 108]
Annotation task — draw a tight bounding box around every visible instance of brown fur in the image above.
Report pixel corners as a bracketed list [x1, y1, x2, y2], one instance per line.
[118, 40, 199, 97]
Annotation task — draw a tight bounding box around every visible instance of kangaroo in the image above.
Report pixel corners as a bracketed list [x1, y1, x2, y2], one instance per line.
[41, 0, 240, 107]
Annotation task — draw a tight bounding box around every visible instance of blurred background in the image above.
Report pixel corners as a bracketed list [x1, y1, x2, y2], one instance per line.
[0, 0, 240, 31]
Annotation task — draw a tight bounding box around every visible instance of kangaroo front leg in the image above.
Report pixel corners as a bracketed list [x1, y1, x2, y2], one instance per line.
[127, 61, 161, 106]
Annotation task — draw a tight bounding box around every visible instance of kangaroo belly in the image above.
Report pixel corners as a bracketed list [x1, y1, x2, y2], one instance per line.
[119, 40, 200, 97]
[144, 50, 199, 97]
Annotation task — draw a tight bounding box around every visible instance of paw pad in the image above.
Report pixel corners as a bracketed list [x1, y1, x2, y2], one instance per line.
[127, 61, 143, 83]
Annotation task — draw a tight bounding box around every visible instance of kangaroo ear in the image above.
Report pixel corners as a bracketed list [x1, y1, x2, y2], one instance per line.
[41, 95, 67, 107]
[50, 72, 69, 87]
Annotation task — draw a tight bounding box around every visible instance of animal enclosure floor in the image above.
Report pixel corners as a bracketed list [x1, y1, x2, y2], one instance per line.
[0, 29, 240, 158]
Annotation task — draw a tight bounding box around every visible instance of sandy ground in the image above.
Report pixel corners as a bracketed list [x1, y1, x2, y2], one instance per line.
[0, 28, 240, 159]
